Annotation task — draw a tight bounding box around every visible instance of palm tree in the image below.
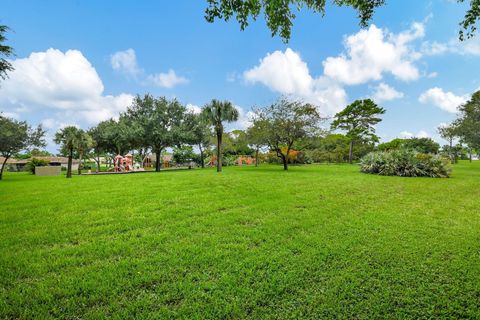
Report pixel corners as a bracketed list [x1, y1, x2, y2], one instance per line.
[202, 100, 239, 172]
[54, 126, 81, 178]
[0, 25, 14, 81]
[76, 130, 94, 175]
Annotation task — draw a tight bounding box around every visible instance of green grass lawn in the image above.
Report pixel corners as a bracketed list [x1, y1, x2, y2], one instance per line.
[1, 162, 480, 319]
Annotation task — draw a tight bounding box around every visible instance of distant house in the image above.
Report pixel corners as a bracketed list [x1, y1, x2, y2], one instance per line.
[1, 156, 80, 172]
[0, 157, 17, 171]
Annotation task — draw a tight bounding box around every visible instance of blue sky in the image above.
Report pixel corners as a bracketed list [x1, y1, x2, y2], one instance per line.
[1, 0, 479, 152]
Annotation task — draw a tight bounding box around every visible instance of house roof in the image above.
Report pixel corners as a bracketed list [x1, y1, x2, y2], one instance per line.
[0, 157, 17, 164]
[1, 156, 80, 164]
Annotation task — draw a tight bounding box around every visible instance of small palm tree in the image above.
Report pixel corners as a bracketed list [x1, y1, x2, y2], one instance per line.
[76, 130, 94, 175]
[202, 99, 239, 172]
[54, 126, 81, 178]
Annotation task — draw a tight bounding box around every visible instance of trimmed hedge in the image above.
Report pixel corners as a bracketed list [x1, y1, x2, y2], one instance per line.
[360, 149, 451, 178]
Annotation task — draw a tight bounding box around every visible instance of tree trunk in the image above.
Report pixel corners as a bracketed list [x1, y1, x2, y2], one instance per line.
[255, 148, 259, 167]
[78, 152, 83, 175]
[349, 140, 354, 164]
[216, 130, 222, 173]
[95, 155, 100, 173]
[199, 145, 205, 169]
[470, 150, 473, 163]
[0, 156, 9, 180]
[282, 154, 288, 170]
[449, 138, 454, 164]
[67, 148, 73, 178]
[155, 148, 162, 172]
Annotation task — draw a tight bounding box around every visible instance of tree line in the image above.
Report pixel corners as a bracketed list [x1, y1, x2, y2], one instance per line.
[2, 90, 480, 180]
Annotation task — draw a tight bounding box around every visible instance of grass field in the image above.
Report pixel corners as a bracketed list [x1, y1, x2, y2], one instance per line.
[1, 162, 480, 319]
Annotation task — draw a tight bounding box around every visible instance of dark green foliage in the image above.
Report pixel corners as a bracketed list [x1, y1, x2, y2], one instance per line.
[304, 133, 374, 163]
[216, 130, 254, 157]
[205, 0, 385, 42]
[331, 99, 385, 163]
[377, 138, 440, 154]
[14, 149, 52, 160]
[24, 158, 49, 174]
[125, 95, 191, 172]
[377, 138, 405, 151]
[0, 25, 14, 80]
[360, 149, 451, 178]
[403, 138, 440, 154]
[173, 145, 197, 164]
[54, 126, 82, 179]
[252, 97, 324, 170]
[228, 130, 254, 156]
[246, 122, 267, 166]
[202, 99, 239, 172]
[205, 0, 480, 43]
[0, 115, 46, 180]
[455, 90, 480, 151]
[183, 113, 212, 168]
[459, 0, 480, 40]
[438, 123, 460, 163]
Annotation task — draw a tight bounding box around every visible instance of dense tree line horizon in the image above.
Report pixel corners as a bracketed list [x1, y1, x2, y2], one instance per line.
[2, 88, 479, 180]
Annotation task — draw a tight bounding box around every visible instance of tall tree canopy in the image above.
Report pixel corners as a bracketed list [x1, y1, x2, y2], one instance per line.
[202, 99, 239, 173]
[0, 25, 14, 81]
[205, 0, 480, 42]
[455, 90, 480, 152]
[331, 99, 385, 163]
[246, 122, 266, 167]
[438, 123, 459, 163]
[125, 94, 190, 172]
[183, 112, 212, 168]
[0, 115, 45, 180]
[88, 124, 110, 173]
[75, 130, 94, 175]
[252, 98, 323, 170]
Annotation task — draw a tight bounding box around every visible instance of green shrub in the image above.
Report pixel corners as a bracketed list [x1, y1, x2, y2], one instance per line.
[25, 158, 50, 174]
[360, 149, 451, 178]
[222, 155, 236, 166]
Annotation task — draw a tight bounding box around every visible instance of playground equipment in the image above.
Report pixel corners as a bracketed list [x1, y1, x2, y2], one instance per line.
[142, 156, 152, 169]
[141, 155, 170, 169]
[114, 153, 142, 173]
[236, 156, 256, 166]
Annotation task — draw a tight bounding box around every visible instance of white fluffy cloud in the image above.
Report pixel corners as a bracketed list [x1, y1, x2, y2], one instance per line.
[244, 48, 313, 96]
[422, 37, 480, 56]
[243, 48, 347, 115]
[111, 48, 141, 76]
[0, 48, 134, 124]
[242, 22, 428, 116]
[110, 49, 189, 89]
[323, 23, 424, 85]
[372, 83, 404, 102]
[399, 130, 430, 139]
[186, 103, 201, 114]
[233, 106, 255, 130]
[147, 69, 189, 89]
[399, 131, 414, 139]
[419, 87, 468, 113]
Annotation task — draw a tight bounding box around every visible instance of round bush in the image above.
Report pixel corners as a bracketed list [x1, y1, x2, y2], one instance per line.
[360, 149, 451, 178]
[24, 158, 50, 174]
